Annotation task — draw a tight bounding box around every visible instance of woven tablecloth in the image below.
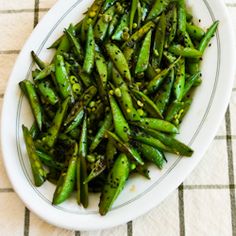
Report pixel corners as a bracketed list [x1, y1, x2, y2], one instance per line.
[0, 0, 235, 235]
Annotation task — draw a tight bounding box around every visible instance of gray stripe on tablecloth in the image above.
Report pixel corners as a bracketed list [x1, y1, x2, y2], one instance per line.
[75, 231, 80, 236]
[184, 185, 235, 190]
[0, 8, 49, 14]
[23, 2, 40, 234]
[127, 221, 133, 236]
[0, 188, 14, 192]
[0, 50, 20, 54]
[34, 0, 39, 27]
[225, 107, 236, 236]
[215, 135, 236, 140]
[178, 184, 185, 236]
[24, 208, 30, 236]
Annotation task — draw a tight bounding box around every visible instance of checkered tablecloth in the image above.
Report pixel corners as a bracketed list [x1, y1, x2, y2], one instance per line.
[0, 0, 235, 235]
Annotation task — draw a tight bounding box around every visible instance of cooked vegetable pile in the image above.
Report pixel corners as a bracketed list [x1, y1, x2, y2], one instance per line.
[20, 0, 218, 215]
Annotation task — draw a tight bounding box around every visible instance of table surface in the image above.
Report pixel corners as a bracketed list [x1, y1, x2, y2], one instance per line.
[0, 0, 236, 235]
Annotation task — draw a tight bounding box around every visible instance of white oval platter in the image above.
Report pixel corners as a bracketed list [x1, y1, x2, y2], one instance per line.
[1, 0, 235, 231]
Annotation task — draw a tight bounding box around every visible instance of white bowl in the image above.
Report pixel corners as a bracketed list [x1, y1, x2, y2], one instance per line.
[1, 0, 235, 231]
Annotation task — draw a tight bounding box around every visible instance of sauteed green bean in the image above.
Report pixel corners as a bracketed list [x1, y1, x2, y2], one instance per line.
[20, 0, 218, 215]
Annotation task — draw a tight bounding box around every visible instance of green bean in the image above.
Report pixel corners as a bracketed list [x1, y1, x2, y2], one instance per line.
[83, 24, 95, 74]
[55, 55, 74, 102]
[88, 102, 105, 125]
[175, 98, 192, 125]
[81, 0, 104, 41]
[123, 46, 135, 68]
[112, 13, 129, 41]
[146, 0, 170, 21]
[135, 163, 150, 179]
[31, 51, 47, 70]
[186, 21, 219, 74]
[140, 1, 149, 21]
[146, 57, 180, 94]
[132, 89, 163, 119]
[19, 80, 43, 130]
[105, 43, 131, 82]
[169, 99, 188, 126]
[22, 125, 46, 186]
[42, 97, 70, 148]
[78, 115, 89, 208]
[165, 100, 184, 122]
[144, 128, 193, 156]
[95, 50, 108, 101]
[135, 0, 142, 29]
[77, 64, 92, 87]
[152, 13, 166, 68]
[131, 130, 172, 152]
[106, 138, 117, 169]
[30, 122, 39, 140]
[122, 21, 155, 48]
[102, 0, 118, 13]
[95, 51, 108, 88]
[90, 112, 113, 152]
[198, 21, 219, 53]
[84, 156, 106, 184]
[146, 64, 157, 80]
[165, 3, 177, 48]
[177, 0, 186, 36]
[32, 69, 41, 80]
[107, 61, 113, 82]
[183, 72, 201, 98]
[94, 6, 116, 41]
[132, 117, 178, 134]
[169, 45, 202, 58]
[130, 0, 138, 32]
[163, 51, 176, 64]
[135, 142, 165, 169]
[65, 29, 83, 62]
[55, 24, 75, 57]
[36, 150, 64, 170]
[52, 143, 78, 205]
[112, 68, 140, 121]
[76, 154, 81, 205]
[33, 64, 55, 81]
[186, 60, 200, 75]
[184, 31, 194, 48]
[107, 13, 120, 37]
[64, 85, 97, 126]
[186, 23, 205, 41]
[174, 57, 185, 101]
[65, 107, 84, 133]
[99, 153, 129, 215]
[135, 29, 152, 76]
[109, 95, 130, 142]
[37, 80, 59, 105]
[106, 131, 144, 165]
[154, 68, 175, 114]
